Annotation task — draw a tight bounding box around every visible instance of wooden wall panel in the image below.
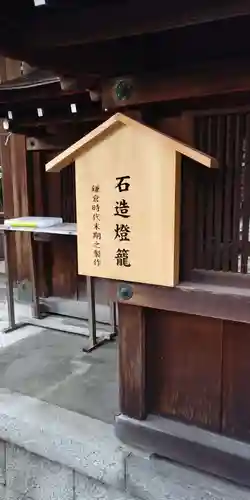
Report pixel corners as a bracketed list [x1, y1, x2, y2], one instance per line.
[222, 321, 250, 442]
[119, 303, 146, 419]
[28, 151, 51, 297]
[0, 130, 16, 279]
[46, 158, 77, 297]
[4, 133, 31, 281]
[50, 235, 77, 298]
[146, 310, 223, 431]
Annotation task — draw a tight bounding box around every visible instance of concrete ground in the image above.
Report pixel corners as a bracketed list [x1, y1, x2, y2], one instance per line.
[0, 277, 250, 499]
[0, 278, 119, 425]
[0, 329, 118, 424]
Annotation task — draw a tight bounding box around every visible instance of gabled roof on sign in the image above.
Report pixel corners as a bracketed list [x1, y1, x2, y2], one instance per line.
[46, 112, 218, 172]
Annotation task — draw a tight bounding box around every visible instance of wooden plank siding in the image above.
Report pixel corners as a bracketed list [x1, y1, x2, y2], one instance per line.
[119, 303, 146, 420]
[144, 309, 250, 441]
[27, 149, 77, 298]
[0, 57, 33, 282]
[27, 150, 50, 297]
[222, 321, 250, 442]
[146, 310, 223, 431]
[45, 155, 77, 298]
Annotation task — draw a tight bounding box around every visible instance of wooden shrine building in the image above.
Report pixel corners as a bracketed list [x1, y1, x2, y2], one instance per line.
[2, 0, 250, 485]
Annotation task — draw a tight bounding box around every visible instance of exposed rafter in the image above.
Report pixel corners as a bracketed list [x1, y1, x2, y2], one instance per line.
[2, 14, 250, 80]
[10, 0, 250, 50]
[0, 0, 250, 62]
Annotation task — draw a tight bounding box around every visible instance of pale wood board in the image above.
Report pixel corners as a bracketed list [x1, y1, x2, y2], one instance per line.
[46, 113, 218, 287]
[76, 124, 185, 286]
[46, 113, 218, 173]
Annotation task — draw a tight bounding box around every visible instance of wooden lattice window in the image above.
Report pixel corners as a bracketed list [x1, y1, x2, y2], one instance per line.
[181, 112, 250, 279]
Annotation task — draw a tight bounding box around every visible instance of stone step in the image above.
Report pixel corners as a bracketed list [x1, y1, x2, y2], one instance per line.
[0, 390, 138, 500]
[0, 485, 33, 500]
[126, 453, 250, 500]
[0, 390, 249, 500]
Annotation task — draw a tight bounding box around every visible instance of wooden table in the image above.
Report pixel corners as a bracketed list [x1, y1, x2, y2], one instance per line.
[0, 222, 117, 352]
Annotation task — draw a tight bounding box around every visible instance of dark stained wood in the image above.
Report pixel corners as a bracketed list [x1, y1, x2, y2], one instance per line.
[5, 17, 250, 79]
[46, 168, 61, 218]
[231, 114, 245, 271]
[7, 1, 250, 50]
[53, 163, 77, 297]
[49, 236, 77, 297]
[155, 115, 194, 145]
[190, 268, 250, 287]
[6, 104, 105, 129]
[0, 57, 16, 278]
[146, 310, 223, 431]
[222, 321, 250, 441]
[118, 303, 146, 420]
[193, 114, 221, 273]
[45, 154, 77, 298]
[10, 133, 32, 281]
[221, 116, 235, 271]
[0, 58, 33, 282]
[194, 116, 207, 268]
[50, 234, 77, 298]
[204, 116, 215, 269]
[0, 134, 13, 220]
[213, 115, 226, 270]
[241, 114, 250, 273]
[183, 110, 249, 276]
[30, 152, 45, 217]
[0, 130, 17, 279]
[0, 56, 14, 220]
[108, 279, 250, 325]
[46, 158, 61, 296]
[102, 62, 250, 110]
[61, 164, 76, 223]
[156, 115, 196, 280]
[29, 151, 50, 297]
[180, 158, 197, 279]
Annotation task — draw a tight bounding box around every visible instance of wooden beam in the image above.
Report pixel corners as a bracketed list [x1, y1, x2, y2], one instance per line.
[118, 303, 146, 420]
[108, 279, 250, 326]
[1, 15, 250, 78]
[102, 61, 250, 109]
[7, 0, 250, 50]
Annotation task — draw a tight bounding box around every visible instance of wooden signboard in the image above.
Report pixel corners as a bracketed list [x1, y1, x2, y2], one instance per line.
[46, 113, 217, 286]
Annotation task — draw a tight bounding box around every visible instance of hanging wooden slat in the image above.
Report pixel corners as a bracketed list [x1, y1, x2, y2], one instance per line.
[231, 114, 245, 272]
[213, 116, 226, 271]
[194, 116, 207, 268]
[241, 114, 250, 273]
[221, 115, 235, 271]
[204, 115, 215, 270]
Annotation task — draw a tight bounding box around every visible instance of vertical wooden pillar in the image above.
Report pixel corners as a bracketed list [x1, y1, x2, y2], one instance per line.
[118, 303, 146, 419]
[10, 134, 32, 281]
[30, 151, 51, 297]
[0, 57, 32, 282]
